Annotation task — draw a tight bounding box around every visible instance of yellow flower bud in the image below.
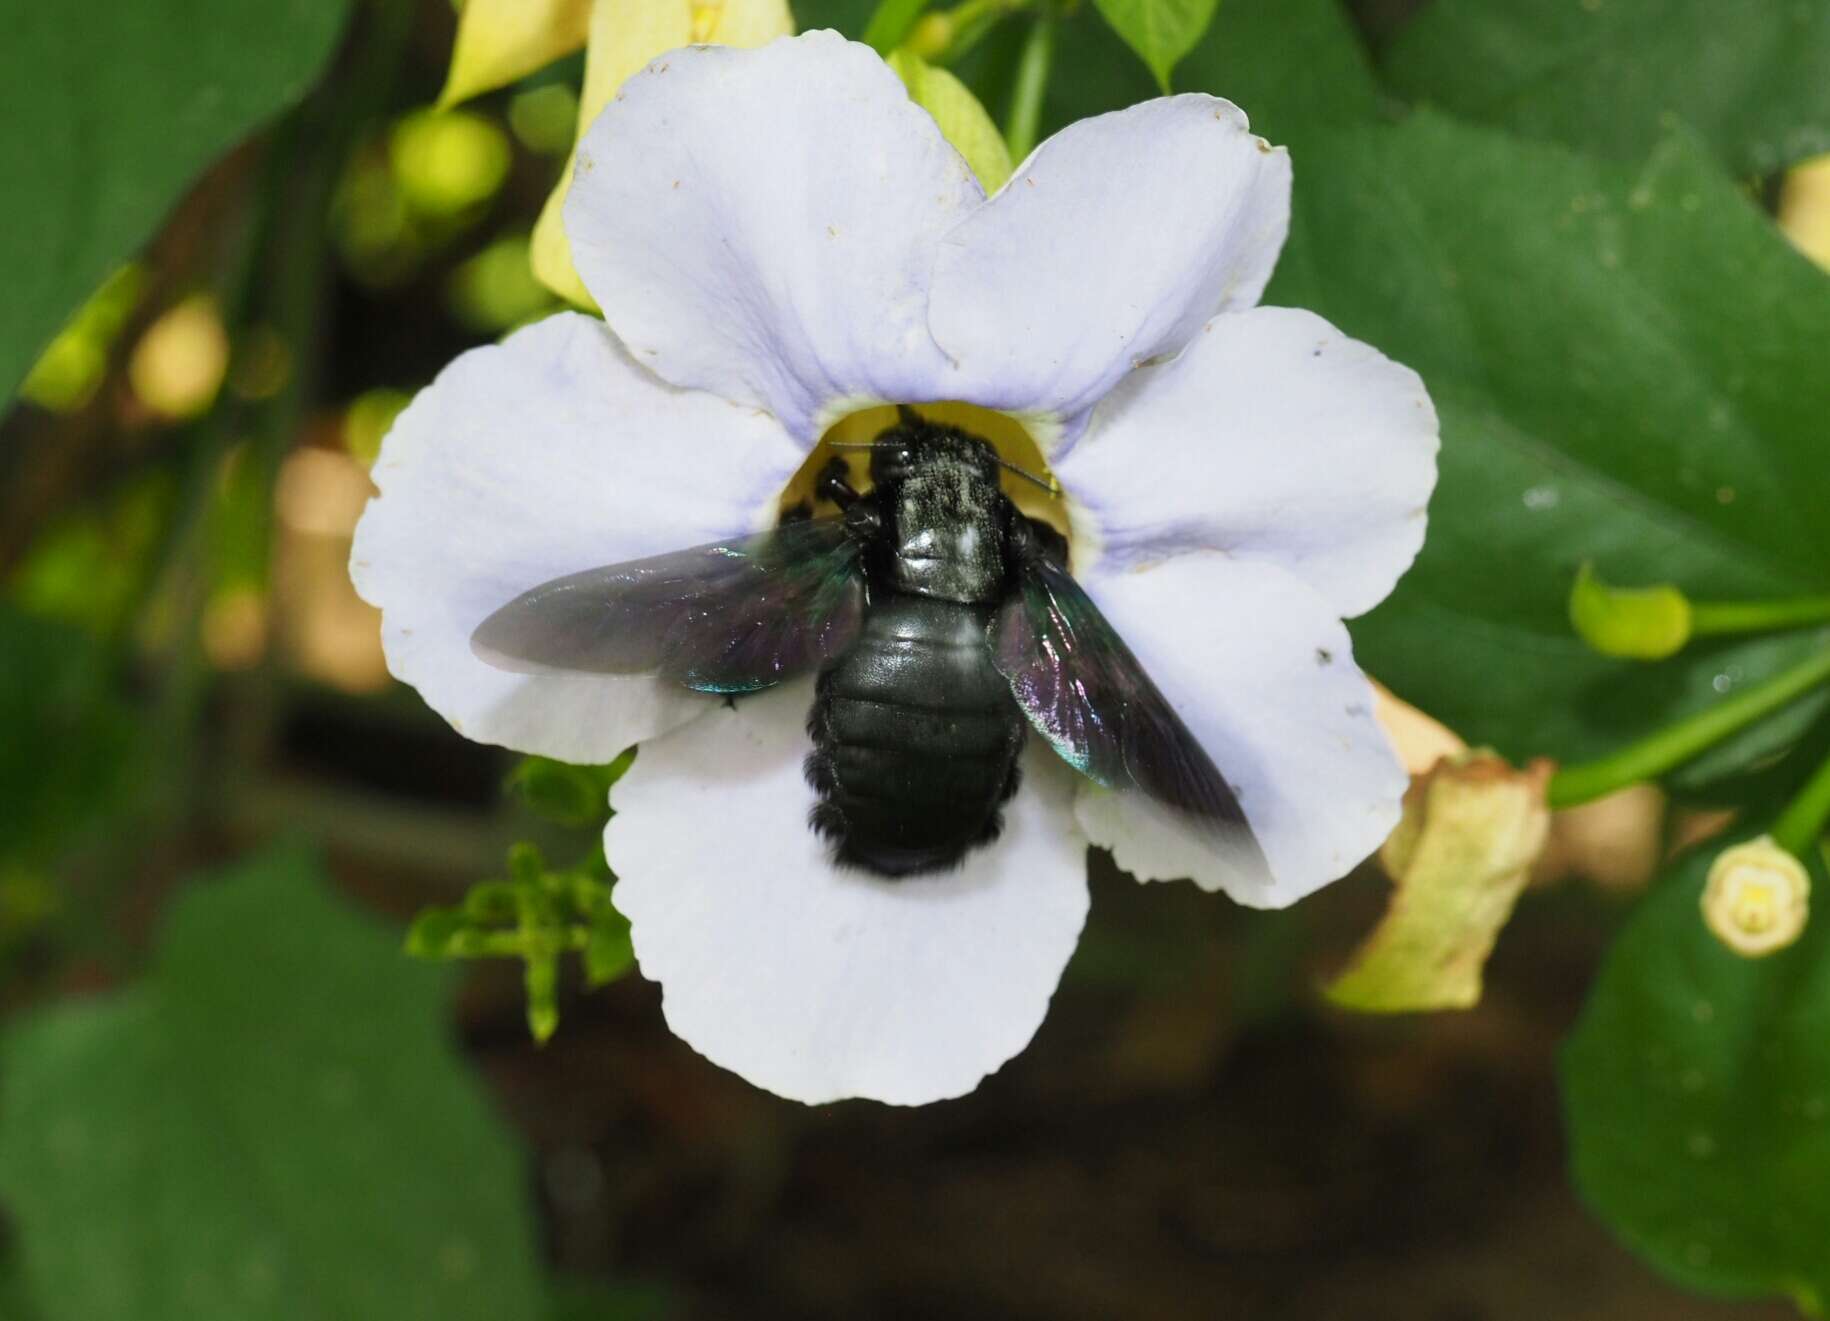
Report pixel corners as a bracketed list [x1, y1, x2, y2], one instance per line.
[1700, 836, 1809, 958]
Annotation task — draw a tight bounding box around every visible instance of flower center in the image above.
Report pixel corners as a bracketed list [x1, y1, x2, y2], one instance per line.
[778, 402, 1068, 535]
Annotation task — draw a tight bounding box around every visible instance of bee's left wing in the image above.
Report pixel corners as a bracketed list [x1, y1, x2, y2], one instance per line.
[992, 554, 1268, 871]
[471, 517, 864, 694]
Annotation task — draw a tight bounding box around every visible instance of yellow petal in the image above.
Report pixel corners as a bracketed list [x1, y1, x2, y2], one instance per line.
[887, 49, 1013, 195]
[1779, 153, 1830, 273]
[531, 0, 792, 306]
[1326, 751, 1553, 1013]
[439, 0, 594, 108]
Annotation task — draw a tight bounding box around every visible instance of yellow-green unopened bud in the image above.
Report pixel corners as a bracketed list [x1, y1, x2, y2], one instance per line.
[1569, 561, 1693, 660]
[1701, 836, 1810, 958]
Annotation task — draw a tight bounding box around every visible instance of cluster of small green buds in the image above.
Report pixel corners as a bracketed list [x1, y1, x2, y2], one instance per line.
[405, 751, 636, 1042]
[406, 841, 635, 1042]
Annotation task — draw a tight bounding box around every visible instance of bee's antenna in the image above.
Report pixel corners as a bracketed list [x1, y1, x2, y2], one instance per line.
[825, 441, 896, 451]
[995, 457, 1061, 496]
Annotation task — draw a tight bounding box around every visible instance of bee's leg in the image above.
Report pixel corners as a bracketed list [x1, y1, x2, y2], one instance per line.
[816, 457, 861, 509]
[1022, 515, 1071, 568]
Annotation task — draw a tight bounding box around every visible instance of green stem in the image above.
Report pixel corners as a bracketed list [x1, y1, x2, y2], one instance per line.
[1003, 16, 1054, 164]
[863, 0, 931, 52]
[1547, 645, 1830, 808]
[1689, 595, 1830, 638]
[1773, 746, 1830, 859]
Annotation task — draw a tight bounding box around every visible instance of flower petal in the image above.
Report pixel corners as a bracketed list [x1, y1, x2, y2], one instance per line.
[1056, 306, 1438, 619]
[1071, 554, 1406, 907]
[928, 96, 1290, 430]
[438, 0, 591, 109]
[566, 32, 981, 441]
[350, 312, 806, 762]
[607, 680, 1090, 1105]
[532, 0, 794, 307]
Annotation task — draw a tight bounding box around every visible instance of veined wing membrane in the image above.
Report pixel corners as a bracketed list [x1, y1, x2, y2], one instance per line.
[471, 518, 864, 693]
[992, 555, 1269, 873]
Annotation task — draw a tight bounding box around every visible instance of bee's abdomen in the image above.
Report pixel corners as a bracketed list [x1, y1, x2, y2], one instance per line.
[806, 594, 1024, 877]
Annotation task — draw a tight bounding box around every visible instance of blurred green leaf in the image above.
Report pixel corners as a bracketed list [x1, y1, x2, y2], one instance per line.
[0, 607, 135, 865]
[507, 751, 634, 828]
[0, 0, 353, 409]
[1091, 0, 1219, 91]
[583, 907, 634, 988]
[0, 847, 544, 1321]
[0, 1249, 41, 1321]
[1280, 116, 1830, 769]
[1383, 0, 1830, 177]
[1562, 841, 1830, 1313]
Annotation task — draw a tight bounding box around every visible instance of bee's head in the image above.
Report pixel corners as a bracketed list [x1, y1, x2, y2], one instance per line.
[868, 411, 1000, 488]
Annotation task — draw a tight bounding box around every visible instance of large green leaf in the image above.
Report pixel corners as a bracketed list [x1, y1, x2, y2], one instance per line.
[0, 0, 352, 408]
[1382, 0, 1830, 177]
[1278, 113, 1830, 766]
[1561, 842, 1830, 1313]
[0, 848, 544, 1321]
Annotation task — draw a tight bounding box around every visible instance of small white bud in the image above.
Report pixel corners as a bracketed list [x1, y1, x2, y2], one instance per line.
[1700, 836, 1810, 958]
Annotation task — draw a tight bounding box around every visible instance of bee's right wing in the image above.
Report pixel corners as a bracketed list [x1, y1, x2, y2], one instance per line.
[470, 517, 865, 694]
[992, 554, 1269, 876]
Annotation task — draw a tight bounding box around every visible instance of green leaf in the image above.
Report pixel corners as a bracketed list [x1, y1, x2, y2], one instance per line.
[0, 0, 353, 408]
[1279, 115, 1830, 767]
[1383, 0, 1830, 177]
[1040, 0, 1377, 151]
[0, 848, 544, 1321]
[583, 908, 635, 987]
[1561, 841, 1830, 1313]
[1091, 0, 1220, 90]
[507, 751, 634, 828]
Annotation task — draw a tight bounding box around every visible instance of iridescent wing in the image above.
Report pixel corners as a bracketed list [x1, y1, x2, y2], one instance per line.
[471, 518, 865, 694]
[992, 555, 1268, 869]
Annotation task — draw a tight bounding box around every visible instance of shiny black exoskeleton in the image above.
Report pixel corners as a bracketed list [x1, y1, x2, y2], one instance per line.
[803, 420, 1042, 875]
[472, 411, 1263, 884]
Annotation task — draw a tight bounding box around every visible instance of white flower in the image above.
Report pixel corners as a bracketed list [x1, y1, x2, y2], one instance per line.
[351, 32, 1439, 1105]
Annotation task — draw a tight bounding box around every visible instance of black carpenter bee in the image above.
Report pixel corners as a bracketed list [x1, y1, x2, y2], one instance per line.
[472, 409, 1267, 879]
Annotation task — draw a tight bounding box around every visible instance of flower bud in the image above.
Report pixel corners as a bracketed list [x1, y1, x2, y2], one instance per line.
[1700, 836, 1809, 958]
[1569, 561, 1692, 660]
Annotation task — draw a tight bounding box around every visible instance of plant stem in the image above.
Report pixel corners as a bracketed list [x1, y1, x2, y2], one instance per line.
[1689, 596, 1830, 638]
[1003, 15, 1054, 164]
[1773, 746, 1830, 859]
[1547, 645, 1830, 808]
